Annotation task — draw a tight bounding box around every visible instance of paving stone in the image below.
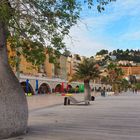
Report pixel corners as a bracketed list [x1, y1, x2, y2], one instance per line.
[8, 92, 140, 140]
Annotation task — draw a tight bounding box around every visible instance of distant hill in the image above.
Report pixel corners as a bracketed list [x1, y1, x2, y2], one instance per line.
[111, 49, 140, 63]
[95, 49, 140, 63]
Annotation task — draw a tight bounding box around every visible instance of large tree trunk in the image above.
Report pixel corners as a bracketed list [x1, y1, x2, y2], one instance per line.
[0, 21, 28, 139]
[84, 80, 91, 104]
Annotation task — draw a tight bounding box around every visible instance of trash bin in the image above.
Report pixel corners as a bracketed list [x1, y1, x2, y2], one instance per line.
[91, 96, 95, 101]
[101, 90, 105, 97]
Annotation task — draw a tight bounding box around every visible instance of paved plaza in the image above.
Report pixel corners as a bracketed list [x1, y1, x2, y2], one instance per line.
[8, 92, 140, 140]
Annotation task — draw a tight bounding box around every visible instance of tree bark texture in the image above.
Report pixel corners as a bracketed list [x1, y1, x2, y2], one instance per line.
[84, 80, 91, 104]
[0, 21, 28, 139]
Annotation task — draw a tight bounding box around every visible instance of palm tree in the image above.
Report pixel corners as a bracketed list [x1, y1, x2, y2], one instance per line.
[106, 63, 124, 94]
[71, 58, 100, 104]
[119, 78, 129, 92]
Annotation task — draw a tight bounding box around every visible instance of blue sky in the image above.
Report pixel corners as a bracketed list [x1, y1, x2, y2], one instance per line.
[64, 0, 140, 57]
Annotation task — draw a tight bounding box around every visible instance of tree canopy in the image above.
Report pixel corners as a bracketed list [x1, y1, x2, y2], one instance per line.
[96, 49, 108, 55]
[105, 62, 125, 93]
[0, 0, 115, 65]
[72, 58, 100, 82]
[112, 49, 140, 63]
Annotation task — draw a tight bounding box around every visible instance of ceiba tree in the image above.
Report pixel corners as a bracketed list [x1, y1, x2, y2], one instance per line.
[0, 0, 115, 139]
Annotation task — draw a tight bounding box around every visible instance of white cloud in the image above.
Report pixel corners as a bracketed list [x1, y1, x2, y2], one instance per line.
[64, 24, 113, 57]
[110, 0, 140, 15]
[64, 1, 140, 57]
[86, 0, 140, 28]
[120, 31, 140, 41]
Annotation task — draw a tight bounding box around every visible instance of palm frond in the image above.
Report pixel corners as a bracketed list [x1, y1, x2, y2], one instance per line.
[71, 58, 101, 82]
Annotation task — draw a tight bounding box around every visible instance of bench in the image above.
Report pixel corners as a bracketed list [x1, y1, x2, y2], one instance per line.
[64, 96, 95, 105]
